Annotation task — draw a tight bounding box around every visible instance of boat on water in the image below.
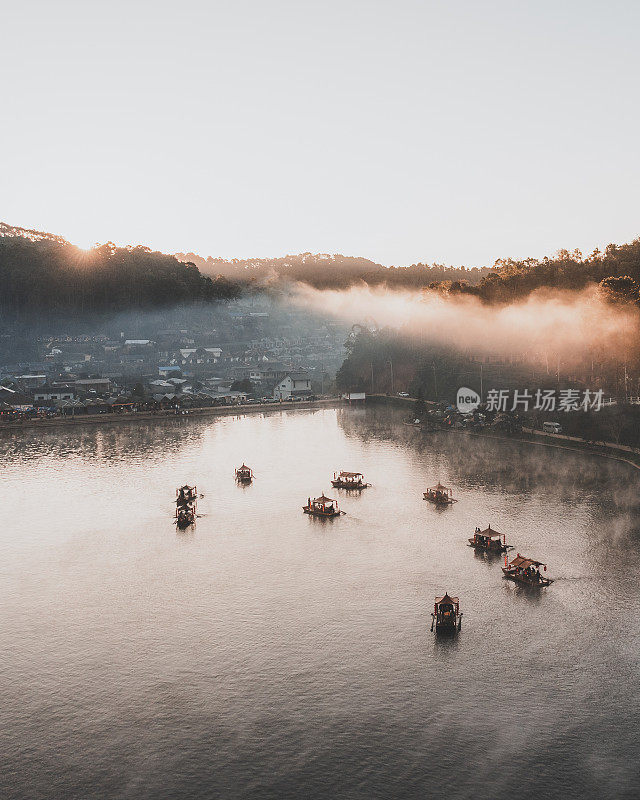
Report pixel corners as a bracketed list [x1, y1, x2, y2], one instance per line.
[331, 471, 370, 490]
[502, 554, 553, 587]
[176, 485, 198, 507]
[235, 464, 254, 483]
[176, 505, 196, 529]
[468, 525, 512, 553]
[431, 593, 462, 632]
[423, 483, 457, 505]
[303, 494, 345, 518]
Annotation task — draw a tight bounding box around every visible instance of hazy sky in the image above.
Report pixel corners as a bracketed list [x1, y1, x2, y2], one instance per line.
[2, 0, 639, 266]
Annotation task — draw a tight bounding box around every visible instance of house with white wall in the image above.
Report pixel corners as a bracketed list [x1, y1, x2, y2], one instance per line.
[273, 372, 312, 400]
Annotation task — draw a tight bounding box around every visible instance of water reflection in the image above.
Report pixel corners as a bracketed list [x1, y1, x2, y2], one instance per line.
[1, 406, 639, 800]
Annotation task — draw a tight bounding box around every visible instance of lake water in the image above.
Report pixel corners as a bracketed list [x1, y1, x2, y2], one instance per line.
[1, 406, 639, 800]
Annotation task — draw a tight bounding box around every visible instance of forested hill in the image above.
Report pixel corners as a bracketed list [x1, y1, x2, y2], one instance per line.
[176, 243, 640, 304]
[175, 251, 493, 289]
[0, 223, 241, 320]
[458, 243, 640, 304]
[2, 220, 639, 320]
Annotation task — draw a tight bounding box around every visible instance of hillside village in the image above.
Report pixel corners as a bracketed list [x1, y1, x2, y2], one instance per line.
[0, 299, 348, 418]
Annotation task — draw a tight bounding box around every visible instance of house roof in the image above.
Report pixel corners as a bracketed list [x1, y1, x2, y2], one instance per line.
[478, 526, 502, 539]
[509, 555, 546, 569]
[435, 593, 459, 605]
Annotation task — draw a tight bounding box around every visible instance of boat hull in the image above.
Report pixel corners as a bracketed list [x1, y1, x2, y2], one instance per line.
[432, 615, 461, 633]
[435, 622, 459, 633]
[468, 538, 509, 553]
[424, 495, 455, 505]
[303, 506, 342, 518]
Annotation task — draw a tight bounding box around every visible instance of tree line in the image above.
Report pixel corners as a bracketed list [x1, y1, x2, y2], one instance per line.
[445, 243, 640, 305]
[175, 251, 493, 290]
[3, 220, 640, 324]
[0, 225, 241, 322]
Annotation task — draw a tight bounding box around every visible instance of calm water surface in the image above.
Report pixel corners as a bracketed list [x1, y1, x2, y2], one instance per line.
[1, 406, 639, 800]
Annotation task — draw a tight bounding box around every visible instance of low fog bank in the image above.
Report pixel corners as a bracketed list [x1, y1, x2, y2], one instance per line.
[291, 284, 640, 367]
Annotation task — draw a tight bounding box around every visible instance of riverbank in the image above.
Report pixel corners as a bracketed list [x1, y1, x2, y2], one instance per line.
[0, 397, 341, 434]
[368, 393, 640, 471]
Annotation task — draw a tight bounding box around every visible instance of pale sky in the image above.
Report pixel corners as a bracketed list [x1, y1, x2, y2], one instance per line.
[2, 0, 639, 266]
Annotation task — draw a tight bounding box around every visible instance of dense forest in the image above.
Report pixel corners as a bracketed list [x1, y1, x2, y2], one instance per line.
[0, 223, 241, 322]
[446, 244, 640, 305]
[176, 251, 493, 290]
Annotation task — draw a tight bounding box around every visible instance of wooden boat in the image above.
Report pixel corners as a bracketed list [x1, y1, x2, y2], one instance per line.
[303, 494, 345, 518]
[235, 463, 254, 483]
[431, 593, 462, 632]
[468, 525, 512, 553]
[423, 482, 457, 505]
[176, 505, 196, 529]
[502, 554, 553, 587]
[176, 485, 197, 508]
[331, 471, 370, 490]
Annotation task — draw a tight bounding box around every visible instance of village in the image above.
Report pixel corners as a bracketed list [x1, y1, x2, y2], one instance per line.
[0, 300, 349, 420]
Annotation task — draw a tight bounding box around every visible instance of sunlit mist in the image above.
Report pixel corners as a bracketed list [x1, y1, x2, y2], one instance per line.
[291, 283, 640, 365]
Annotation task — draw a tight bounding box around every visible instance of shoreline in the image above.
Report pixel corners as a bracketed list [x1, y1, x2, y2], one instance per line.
[0, 398, 341, 434]
[2, 393, 638, 473]
[369, 394, 640, 472]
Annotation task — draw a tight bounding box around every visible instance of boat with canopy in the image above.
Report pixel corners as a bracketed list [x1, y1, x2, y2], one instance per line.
[303, 494, 345, 518]
[176, 485, 198, 507]
[235, 464, 254, 483]
[502, 554, 553, 586]
[175, 505, 196, 529]
[331, 471, 370, 490]
[423, 483, 457, 505]
[468, 525, 512, 553]
[431, 593, 462, 632]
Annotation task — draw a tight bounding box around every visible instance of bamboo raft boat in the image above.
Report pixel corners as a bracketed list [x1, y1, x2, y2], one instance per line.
[235, 463, 254, 484]
[176, 485, 198, 508]
[431, 593, 462, 632]
[303, 494, 345, 518]
[175, 484, 198, 528]
[423, 482, 457, 505]
[331, 471, 370, 490]
[502, 554, 553, 587]
[176, 505, 196, 529]
[468, 525, 513, 553]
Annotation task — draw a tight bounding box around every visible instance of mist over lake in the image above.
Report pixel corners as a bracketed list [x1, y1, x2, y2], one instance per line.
[2, 406, 638, 800]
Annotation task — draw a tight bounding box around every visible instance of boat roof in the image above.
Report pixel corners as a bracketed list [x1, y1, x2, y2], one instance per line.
[237, 463, 251, 470]
[314, 494, 335, 503]
[479, 526, 502, 538]
[338, 471, 363, 478]
[435, 593, 459, 605]
[509, 555, 546, 569]
[179, 485, 195, 490]
[428, 482, 450, 491]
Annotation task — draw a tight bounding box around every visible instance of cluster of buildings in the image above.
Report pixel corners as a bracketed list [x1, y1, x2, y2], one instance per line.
[0, 303, 348, 417]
